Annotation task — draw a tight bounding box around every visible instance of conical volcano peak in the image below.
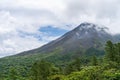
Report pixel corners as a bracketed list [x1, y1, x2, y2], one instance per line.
[75, 22, 109, 33]
[78, 22, 95, 29]
[16, 22, 118, 57]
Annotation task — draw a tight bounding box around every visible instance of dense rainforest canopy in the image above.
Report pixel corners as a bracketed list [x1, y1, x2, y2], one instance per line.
[0, 41, 120, 80]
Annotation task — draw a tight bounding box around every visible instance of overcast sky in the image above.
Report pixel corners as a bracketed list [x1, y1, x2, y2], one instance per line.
[0, 0, 120, 57]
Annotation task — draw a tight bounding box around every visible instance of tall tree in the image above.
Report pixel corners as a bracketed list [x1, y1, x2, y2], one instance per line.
[105, 41, 115, 62]
[91, 55, 98, 66]
[65, 58, 81, 74]
[31, 60, 55, 80]
[114, 43, 120, 63]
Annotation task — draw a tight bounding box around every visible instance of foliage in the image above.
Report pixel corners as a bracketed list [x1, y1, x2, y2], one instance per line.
[48, 75, 67, 80]
[67, 66, 102, 80]
[64, 58, 81, 74]
[105, 40, 120, 63]
[91, 55, 98, 66]
[30, 60, 58, 80]
[0, 41, 120, 80]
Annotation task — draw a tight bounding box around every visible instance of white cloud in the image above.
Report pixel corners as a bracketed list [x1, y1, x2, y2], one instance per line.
[0, 10, 58, 57]
[0, 0, 120, 57]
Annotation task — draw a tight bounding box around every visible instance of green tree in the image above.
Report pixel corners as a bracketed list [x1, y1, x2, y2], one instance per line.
[67, 66, 102, 80]
[9, 67, 19, 80]
[65, 58, 81, 74]
[102, 69, 120, 80]
[114, 43, 120, 64]
[105, 41, 115, 62]
[48, 75, 66, 80]
[105, 41, 120, 65]
[31, 60, 57, 80]
[91, 55, 98, 66]
[0, 72, 4, 80]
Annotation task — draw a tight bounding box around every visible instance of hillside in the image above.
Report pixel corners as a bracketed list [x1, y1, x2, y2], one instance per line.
[0, 22, 120, 79]
[17, 22, 115, 56]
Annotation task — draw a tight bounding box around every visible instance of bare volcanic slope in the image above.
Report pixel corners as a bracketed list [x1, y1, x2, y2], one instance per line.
[17, 22, 115, 56]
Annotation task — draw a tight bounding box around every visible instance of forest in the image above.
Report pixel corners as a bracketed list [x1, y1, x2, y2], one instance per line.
[0, 40, 120, 80]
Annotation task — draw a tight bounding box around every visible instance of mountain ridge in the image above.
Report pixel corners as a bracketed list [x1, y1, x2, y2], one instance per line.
[16, 22, 116, 56]
[0, 22, 120, 78]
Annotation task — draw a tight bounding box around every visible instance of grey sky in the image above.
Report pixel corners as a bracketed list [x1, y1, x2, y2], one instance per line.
[0, 0, 120, 57]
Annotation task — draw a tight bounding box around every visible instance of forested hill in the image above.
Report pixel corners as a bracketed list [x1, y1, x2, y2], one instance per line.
[0, 41, 119, 80]
[0, 23, 120, 79]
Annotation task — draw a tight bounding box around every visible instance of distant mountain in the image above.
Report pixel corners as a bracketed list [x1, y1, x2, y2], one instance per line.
[0, 22, 120, 76]
[17, 22, 115, 56]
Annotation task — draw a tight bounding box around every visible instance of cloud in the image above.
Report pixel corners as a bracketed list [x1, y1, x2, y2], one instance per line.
[0, 10, 58, 57]
[0, 0, 120, 57]
[61, 0, 120, 33]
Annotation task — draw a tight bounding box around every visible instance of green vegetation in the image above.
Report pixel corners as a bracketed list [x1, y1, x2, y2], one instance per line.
[0, 41, 120, 80]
